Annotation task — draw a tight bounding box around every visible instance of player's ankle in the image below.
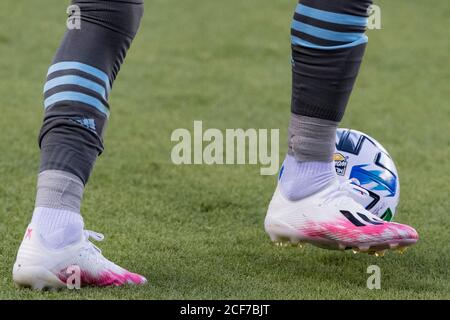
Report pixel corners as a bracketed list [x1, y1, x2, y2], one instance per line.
[31, 207, 84, 249]
[279, 155, 336, 201]
[31, 170, 85, 249]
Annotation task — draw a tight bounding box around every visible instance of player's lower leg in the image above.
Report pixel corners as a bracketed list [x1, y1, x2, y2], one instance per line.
[13, 0, 146, 289]
[265, 0, 419, 254]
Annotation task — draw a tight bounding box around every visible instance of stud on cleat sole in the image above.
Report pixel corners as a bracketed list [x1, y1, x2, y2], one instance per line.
[272, 236, 307, 249]
[297, 242, 306, 249]
[375, 251, 385, 257]
[274, 241, 290, 248]
[352, 248, 359, 254]
[396, 247, 408, 255]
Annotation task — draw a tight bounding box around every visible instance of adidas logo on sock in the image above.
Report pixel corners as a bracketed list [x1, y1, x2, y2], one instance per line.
[72, 118, 96, 131]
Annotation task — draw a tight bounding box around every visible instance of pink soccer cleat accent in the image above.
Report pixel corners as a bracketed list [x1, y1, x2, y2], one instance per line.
[13, 226, 147, 290]
[25, 228, 33, 240]
[265, 179, 419, 254]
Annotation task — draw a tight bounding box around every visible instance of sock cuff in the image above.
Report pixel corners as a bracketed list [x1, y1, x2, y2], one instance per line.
[279, 155, 337, 200]
[38, 169, 83, 184]
[35, 170, 84, 213]
[284, 154, 334, 176]
[288, 113, 338, 162]
[31, 207, 84, 231]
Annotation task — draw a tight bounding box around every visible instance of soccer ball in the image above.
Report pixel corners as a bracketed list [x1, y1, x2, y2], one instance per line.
[334, 129, 400, 221]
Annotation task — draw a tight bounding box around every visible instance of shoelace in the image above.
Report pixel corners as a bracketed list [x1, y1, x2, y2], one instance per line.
[324, 179, 369, 207]
[83, 230, 105, 254]
[342, 179, 370, 199]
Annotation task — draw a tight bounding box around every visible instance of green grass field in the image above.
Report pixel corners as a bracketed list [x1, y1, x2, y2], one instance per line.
[0, 0, 449, 299]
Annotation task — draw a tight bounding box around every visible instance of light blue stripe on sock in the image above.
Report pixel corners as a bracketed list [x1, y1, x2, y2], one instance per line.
[292, 21, 365, 43]
[47, 62, 111, 93]
[296, 4, 368, 27]
[291, 35, 368, 50]
[44, 91, 109, 117]
[44, 75, 107, 99]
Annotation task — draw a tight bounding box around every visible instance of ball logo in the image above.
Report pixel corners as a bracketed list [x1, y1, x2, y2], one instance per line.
[333, 153, 348, 176]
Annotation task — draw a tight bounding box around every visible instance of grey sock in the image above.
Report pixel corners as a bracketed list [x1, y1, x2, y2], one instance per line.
[35, 170, 84, 213]
[288, 113, 338, 162]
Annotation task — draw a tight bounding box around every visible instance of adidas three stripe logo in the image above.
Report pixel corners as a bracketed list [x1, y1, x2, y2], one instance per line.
[340, 210, 384, 227]
[43, 61, 111, 118]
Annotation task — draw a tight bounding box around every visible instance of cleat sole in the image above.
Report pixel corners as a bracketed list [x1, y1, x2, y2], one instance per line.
[13, 265, 66, 291]
[267, 222, 418, 255]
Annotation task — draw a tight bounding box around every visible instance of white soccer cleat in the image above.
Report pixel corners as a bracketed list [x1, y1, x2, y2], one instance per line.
[265, 179, 419, 254]
[13, 225, 147, 290]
